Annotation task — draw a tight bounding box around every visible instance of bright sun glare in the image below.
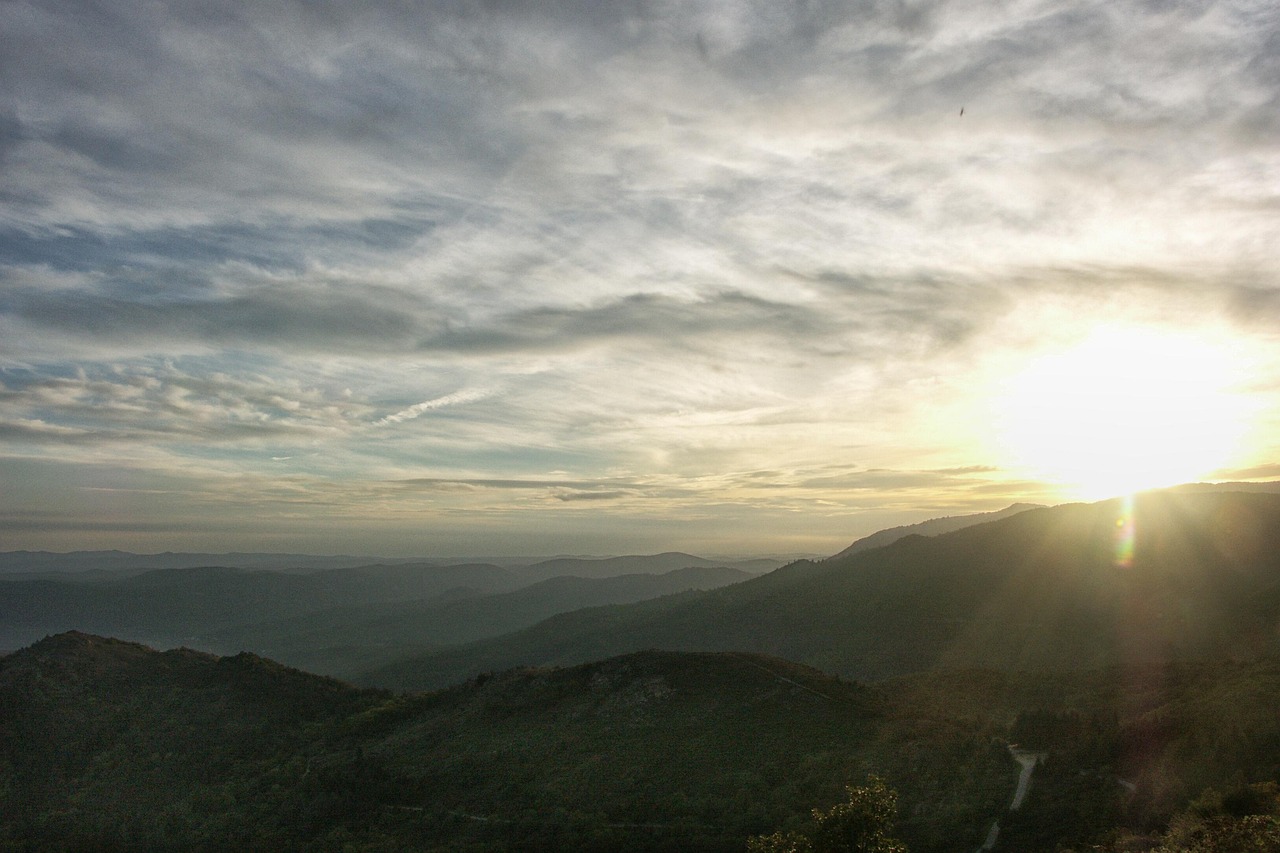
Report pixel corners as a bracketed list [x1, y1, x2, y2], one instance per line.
[993, 326, 1255, 500]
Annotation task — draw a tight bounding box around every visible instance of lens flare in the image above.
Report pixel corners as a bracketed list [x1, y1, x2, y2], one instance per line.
[1113, 494, 1135, 568]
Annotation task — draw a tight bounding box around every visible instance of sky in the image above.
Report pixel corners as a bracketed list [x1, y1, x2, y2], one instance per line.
[2, 0, 1279, 558]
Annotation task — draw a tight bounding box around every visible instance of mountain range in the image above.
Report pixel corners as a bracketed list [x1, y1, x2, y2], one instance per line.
[363, 490, 1280, 690]
[0, 552, 774, 671]
[5, 487, 1280, 851]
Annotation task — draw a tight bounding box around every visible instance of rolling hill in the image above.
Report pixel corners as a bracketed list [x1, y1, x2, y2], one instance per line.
[5, 631, 1280, 852]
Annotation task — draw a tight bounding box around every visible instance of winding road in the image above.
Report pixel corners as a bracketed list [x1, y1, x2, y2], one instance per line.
[976, 746, 1047, 852]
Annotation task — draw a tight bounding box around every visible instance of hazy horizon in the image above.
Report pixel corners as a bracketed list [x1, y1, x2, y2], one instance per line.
[3, 1, 1279, 557]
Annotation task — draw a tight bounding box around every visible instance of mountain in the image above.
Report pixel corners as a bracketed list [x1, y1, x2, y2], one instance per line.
[0, 549, 783, 580]
[516, 551, 780, 582]
[0, 557, 762, 674]
[0, 631, 384, 851]
[0, 549, 423, 575]
[1171, 480, 1280, 494]
[362, 489, 1280, 691]
[0, 561, 520, 652]
[828, 503, 1044, 560]
[200, 565, 756, 678]
[6, 631, 1280, 852]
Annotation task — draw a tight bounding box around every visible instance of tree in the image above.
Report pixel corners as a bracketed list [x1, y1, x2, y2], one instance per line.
[748, 778, 906, 853]
[748, 830, 812, 853]
[1150, 782, 1280, 853]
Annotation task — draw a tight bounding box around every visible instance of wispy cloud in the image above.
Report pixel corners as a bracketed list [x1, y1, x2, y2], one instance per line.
[2, 0, 1278, 554]
[376, 388, 494, 426]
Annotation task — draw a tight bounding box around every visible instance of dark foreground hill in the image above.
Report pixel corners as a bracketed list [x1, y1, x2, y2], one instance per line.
[4, 632, 1280, 852]
[363, 489, 1280, 691]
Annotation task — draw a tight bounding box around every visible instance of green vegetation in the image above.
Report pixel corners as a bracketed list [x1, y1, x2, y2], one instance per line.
[749, 778, 907, 853]
[5, 632, 1280, 851]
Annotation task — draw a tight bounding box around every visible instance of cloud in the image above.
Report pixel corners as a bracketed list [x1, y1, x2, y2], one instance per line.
[553, 489, 636, 502]
[1, 0, 1278, 554]
[376, 388, 493, 425]
[0, 360, 376, 449]
[0, 270, 435, 356]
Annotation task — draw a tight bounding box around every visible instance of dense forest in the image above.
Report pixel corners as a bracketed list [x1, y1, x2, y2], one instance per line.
[4, 632, 1280, 851]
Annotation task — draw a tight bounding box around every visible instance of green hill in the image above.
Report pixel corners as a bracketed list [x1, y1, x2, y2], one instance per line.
[5, 632, 1280, 851]
[0, 632, 1008, 852]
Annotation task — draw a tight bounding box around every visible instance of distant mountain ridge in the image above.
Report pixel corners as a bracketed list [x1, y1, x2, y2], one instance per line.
[828, 503, 1044, 560]
[363, 489, 1280, 691]
[0, 553, 766, 672]
[0, 549, 782, 578]
[0, 561, 519, 652]
[202, 565, 755, 677]
[0, 549, 424, 575]
[518, 551, 778, 581]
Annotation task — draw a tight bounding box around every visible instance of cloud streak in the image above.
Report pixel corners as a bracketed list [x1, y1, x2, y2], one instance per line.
[2, 0, 1279, 554]
[376, 388, 493, 426]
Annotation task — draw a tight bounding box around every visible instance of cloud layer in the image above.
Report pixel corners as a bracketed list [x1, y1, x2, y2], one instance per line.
[2, 0, 1279, 555]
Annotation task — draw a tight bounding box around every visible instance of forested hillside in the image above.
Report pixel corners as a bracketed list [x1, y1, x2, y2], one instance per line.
[5, 632, 1280, 851]
[364, 490, 1280, 690]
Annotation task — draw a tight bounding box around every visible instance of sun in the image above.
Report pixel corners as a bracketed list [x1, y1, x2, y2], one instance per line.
[991, 326, 1255, 500]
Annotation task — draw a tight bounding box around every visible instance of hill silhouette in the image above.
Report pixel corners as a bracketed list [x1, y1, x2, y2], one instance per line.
[363, 489, 1280, 691]
[0, 549, 424, 576]
[517, 552, 779, 582]
[827, 503, 1043, 560]
[0, 561, 520, 652]
[203, 565, 755, 677]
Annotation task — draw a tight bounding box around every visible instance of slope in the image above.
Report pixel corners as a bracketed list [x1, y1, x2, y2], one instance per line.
[0, 632, 1009, 852]
[6, 632, 1280, 852]
[363, 489, 1280, 691]
[828, 503, 1043, 560]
